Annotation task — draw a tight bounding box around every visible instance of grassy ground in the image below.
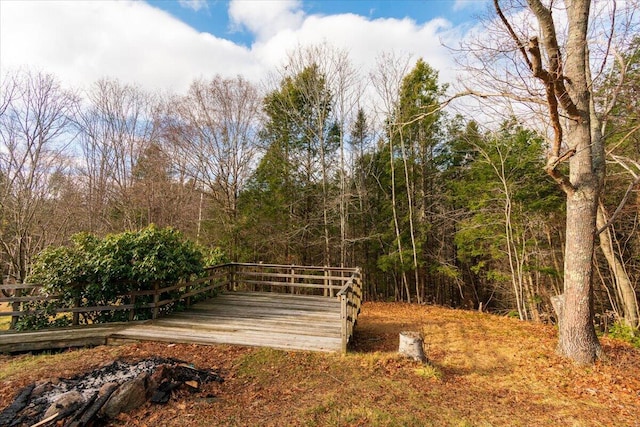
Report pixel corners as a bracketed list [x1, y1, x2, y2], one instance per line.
[0, 303, 10, 330]
[1, 302, 638, 426]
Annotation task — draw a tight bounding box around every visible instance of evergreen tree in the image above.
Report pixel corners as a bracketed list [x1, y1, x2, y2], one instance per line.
[452, 120, 564, 319]
[241, 65, 339, 265]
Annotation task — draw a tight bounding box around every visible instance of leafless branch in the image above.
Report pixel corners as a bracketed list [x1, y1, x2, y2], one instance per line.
[597, 155, 640, 234]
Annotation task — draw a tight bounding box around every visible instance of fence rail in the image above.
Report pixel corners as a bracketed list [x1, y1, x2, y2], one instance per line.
[1, 263, 363, 352]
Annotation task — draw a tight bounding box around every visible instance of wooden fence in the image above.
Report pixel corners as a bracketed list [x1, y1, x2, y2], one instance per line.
[1, 263, 363, 352]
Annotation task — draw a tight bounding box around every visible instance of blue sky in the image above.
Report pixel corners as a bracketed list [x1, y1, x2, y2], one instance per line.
[149, 1, 485, 46]
[1, 0, 488, 93]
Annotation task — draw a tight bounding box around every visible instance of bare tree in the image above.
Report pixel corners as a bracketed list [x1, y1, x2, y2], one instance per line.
[596, 155, 640, 328]
[370, 52, 413, 301]
[593, 39, 640, 329]
[166, 76, 261, 259]
[75, 79, 158, 232]
[0, 70, 77, 282]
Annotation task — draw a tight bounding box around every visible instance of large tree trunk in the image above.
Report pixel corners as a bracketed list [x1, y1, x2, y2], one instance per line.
[552, 0, 602, 364]
[559, 179, 601, 363]
[493, 0, 629, 362]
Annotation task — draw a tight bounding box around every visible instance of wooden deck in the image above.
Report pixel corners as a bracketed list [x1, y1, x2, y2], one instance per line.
[1, 263, 362, 354]
[107, 291, 344, 352]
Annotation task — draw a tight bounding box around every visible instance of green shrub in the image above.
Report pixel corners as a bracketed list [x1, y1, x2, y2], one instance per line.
[15, 301, 72, 331]
[607, 321, 640, 348]
[19, 225, 217, 329]
[202, 246, 227, 267]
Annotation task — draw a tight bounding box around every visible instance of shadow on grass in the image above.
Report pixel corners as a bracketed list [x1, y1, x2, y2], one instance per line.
[349, 315, 519, 384]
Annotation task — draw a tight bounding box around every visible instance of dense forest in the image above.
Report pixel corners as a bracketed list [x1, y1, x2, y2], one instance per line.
[1, 27, 639, 338]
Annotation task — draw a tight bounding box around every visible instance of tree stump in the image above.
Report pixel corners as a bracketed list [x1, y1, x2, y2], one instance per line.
[399, 331, 427, 363]
[551, 294, 565, 329]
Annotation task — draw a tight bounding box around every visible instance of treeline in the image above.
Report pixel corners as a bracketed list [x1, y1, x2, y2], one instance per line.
[1, 43, 638, 326]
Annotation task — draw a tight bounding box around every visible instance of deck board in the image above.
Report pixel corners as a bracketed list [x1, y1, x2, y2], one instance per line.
[0, 323, 134, 353]
[108, 291, 344, 352]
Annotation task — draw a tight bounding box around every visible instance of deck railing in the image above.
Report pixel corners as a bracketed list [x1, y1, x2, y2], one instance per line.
[212, 263, 363, 351]
[336, 268, 363, 352]
[1, 263, 363, 352]
[0, 268, 229, 328]
[218, 263, 356, 295]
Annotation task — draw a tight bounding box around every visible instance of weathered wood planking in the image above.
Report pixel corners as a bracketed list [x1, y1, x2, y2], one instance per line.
[108, 292, 344, 352]
[0, 323, 134, 353]
[108, 327, 342, 353]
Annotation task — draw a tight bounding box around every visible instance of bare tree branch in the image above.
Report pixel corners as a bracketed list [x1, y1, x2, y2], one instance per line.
[597, 156, 640, 234]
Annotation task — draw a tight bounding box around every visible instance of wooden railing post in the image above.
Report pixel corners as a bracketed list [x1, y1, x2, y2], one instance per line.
[355, 270, 362, 320]
[129, 293, 136, 321]
[324, 268, 329, 297]
[9, 288, 21, 329]
[340, 292, 348, 353]
[290, 266, 295, 294]
[186, 280, 192, 308]
[153, 282, 160, 319]
[72, 298, 80, 326]
[228, 264, 236, 291]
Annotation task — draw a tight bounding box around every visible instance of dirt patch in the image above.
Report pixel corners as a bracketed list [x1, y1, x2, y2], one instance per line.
[1, 302, 639, 426]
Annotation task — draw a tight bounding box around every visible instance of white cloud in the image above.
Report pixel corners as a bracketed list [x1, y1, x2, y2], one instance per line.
[229, 0, 304, 41]
[251, 13, 458, 86]
[0, 0, 464, 95]
[0, 1, 257, 93]
[178, 0, 208, 12]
